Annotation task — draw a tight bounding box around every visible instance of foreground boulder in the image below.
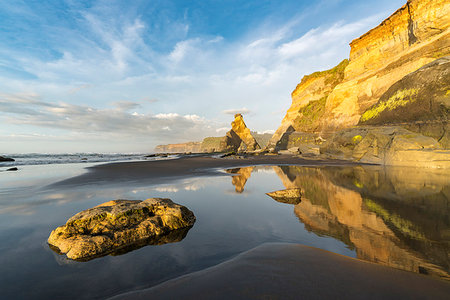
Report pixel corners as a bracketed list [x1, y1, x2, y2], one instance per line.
[0, 156, 14, 162]
[320, 126, 450, 168]
[266, 188, 302, 205]
[48, 198, 196, 261]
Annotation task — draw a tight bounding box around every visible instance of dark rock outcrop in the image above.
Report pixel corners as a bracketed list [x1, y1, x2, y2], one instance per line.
[48, 198, 196, 261]
[0, 156, 14, 162]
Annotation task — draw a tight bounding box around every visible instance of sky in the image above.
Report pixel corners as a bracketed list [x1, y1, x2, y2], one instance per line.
[0, 0, 405, 153]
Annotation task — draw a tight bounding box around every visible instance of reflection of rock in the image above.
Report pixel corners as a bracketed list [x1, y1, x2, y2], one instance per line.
[226, 167, 254, 193]
[266, 188, 302, 204]
[0, 156, 14, 162]
[273, 165, 450, 279]
[48, 198, 196, 261]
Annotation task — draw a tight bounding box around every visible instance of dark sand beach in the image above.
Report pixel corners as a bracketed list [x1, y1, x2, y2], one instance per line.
[110, 243, 450, 300]
[1, 155, 449, 299]
[48, 155, 450, 299]
[53, 154, 359, 187]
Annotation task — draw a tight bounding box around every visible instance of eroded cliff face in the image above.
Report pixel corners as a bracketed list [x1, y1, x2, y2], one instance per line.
[325, 0, 450, 131]
[267, 60, 348, 148]
[271, 0, 450, 147]
[154, 142, 202, 153]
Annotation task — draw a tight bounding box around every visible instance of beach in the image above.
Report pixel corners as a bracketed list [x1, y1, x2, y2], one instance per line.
[1, 154, 449, 299]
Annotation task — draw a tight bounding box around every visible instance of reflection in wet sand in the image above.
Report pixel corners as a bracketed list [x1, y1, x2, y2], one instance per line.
[226, 167, 254, 193]
[272, 165, 450, 279]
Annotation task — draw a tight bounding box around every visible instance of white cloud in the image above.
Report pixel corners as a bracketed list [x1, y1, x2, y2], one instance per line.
[0, 1, 397, 153]
[0, 93, 217, 143]
[223, 107, 251, 115]
[216, 127, 229, 133]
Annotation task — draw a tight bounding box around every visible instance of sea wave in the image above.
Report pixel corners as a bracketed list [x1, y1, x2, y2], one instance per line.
[0, 153, 179, 167]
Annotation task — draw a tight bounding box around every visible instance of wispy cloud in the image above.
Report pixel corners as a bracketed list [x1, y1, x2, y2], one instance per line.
[0, 0, 402, 152]
[0, 93, 216, 142]
[223, 107, 251, 115]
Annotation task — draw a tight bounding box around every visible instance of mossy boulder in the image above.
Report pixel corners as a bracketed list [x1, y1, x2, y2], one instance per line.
[358, 56, 450, 148]
[48, 198, 195, 261]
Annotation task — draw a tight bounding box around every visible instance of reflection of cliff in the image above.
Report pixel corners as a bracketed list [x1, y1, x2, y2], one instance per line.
[226, 167, 254, 193]
[273, 165, 450, 279]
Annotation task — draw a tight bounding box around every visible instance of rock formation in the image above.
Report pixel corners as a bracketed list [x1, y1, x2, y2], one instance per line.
[154, 115, 267, 153]
[358, 56, 450, 147]
[0, 156, 14, 162]
[213, 114, 262, 152]
[270, 0, 450, 147]
[320, 126, 449, 168]
[154, 142, 202, 153]
[48, 198, 196, 261]
[266, 188, 302, 205]
[267, 60, 348, 148]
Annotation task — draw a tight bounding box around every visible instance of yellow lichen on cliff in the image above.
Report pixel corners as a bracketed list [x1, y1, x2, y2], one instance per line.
[269, 0, 450, 142]
[360, 88, 419, 122]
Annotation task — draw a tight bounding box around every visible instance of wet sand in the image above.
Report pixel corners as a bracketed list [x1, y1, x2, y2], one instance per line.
[109, 243, 450, 300]
[53, 154, 358, 187]
[53, 155, 450, 298]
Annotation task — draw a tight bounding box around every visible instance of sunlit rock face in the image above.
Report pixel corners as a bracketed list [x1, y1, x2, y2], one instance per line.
[324, 0, 450, 132]
[320, 126, 450, 168]
[358, 56, 450, 147]
[230, 114, 261, 151]
[155, 142, 202, 153]
[271, 0, 450, 148]
[267, 60, 348, 148]
[271, 165, 450, 279]
[48, 198, 195, 261]
[217, 114, 261, 152]
[266, 188, 302, 205]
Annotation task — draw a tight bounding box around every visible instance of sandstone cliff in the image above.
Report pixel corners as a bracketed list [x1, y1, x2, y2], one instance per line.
[358, 56, 449, 147]
[154, 141, 202, 153]
[155, 114, 264, 153]
[270, 0, 450, 148]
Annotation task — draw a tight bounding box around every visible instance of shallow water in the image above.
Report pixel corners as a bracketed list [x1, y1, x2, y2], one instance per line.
[0, 163, 448, 299]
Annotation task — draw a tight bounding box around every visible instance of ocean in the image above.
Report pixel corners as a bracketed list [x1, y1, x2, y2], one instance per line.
[0, 153, 180, 168]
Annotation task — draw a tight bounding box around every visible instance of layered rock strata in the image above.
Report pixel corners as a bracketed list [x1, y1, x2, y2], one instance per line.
[358, 56, 450, 147]
[48, 198, 196, 260]
[155, 142, 201, 153]
[320, 126, 450, 168]
[271, 0, 450, 147]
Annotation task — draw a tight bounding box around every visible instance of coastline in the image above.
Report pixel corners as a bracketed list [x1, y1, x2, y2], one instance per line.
[52, 154, 363, 188]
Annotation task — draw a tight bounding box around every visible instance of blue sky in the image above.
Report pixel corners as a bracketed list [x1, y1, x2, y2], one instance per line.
[0, 0, 405, 153]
